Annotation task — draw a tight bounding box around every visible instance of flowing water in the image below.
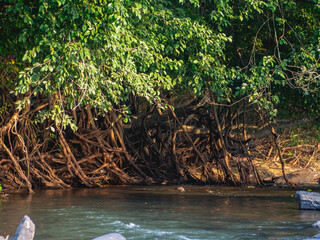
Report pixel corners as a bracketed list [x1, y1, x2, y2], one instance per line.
[0, 186, 320, 240]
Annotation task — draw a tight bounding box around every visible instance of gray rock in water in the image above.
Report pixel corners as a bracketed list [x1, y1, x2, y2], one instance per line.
[10, 215, 35, 240]
[295, 191, 320, 210]
[303, 234, 320, 240]
[304, 223, 320, 239]
[91, 233, 126, 240]
[313, 220, 320, 228]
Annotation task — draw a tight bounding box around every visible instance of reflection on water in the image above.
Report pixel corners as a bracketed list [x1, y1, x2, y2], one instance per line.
[0, 186, 320, 240]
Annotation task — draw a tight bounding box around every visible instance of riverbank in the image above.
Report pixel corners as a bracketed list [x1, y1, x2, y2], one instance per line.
[246, 121, 320, 186]
[1, 108, 319, 192]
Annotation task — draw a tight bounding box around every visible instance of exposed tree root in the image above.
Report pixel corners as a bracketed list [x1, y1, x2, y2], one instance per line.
[0, 94, 311, 191]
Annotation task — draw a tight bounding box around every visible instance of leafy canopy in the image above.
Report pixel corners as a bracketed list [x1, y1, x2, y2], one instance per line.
[1, 0, 320, 127]
[2, 0, 231, 128]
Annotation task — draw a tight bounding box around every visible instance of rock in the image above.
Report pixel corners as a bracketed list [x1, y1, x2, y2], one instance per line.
[248, 166, 274, 185]
[303, 234, 320, 239]
[10, 215, 35, 240]
[275, 169, 317, 185]
[0, 216, 35, 240]
[2, 216, 126, 240]
[91, 233, 126, 240]
[295, 191, 320, 210]
[313, 220, 320, 228]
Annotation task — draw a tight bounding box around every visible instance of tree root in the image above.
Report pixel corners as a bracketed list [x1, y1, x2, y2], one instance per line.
[0, 99, 301, 191]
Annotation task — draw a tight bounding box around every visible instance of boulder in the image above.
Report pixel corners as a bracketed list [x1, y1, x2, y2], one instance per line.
[275, 169, 317, 185]
[313, 220, 320, 228]
[248, 166, 274, 185]
[295, 191, 320, 210]
[91, 233, 126, 240]
[303, 234, 320, 239]
[0, 216, 127, 240]
[0, 216, 35, 240]
[310, 233, 320, 239]
[10, 215, 35, 240]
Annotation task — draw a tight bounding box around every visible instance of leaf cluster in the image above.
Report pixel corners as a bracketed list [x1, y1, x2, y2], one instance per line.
[1, 0, 320, 127]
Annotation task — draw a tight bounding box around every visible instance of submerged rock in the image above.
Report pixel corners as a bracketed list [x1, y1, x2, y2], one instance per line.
[295, 191, 320, 210]
[91, 233, 126, 240]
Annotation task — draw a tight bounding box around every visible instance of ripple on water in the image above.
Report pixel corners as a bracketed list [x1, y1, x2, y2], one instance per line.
[1, 186, 320, 240]
[105, 219, 197, 239]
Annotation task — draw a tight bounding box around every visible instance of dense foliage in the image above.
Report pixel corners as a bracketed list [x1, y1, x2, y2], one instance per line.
[0, 0, 320, 190]
[1, 0, 319, 123]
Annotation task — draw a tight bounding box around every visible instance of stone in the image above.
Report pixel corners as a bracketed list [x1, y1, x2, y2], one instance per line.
[313, 220, 320, 228]
[91, 233, 126, 240]
[0, 215, 35, 240]
[295, 191, 320, 210]
[314, 234, 320, 239]
[10, 215, 35, 240]
[303, 234, 320, 240]
[275, 169, 317, 185]
[248, 166, 274, 185]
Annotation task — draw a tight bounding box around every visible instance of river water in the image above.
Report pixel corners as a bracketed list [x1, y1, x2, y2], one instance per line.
[0, 186, 319, 240]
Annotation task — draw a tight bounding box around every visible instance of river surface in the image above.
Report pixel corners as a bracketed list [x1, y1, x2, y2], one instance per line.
[0, 186, 320, 240]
